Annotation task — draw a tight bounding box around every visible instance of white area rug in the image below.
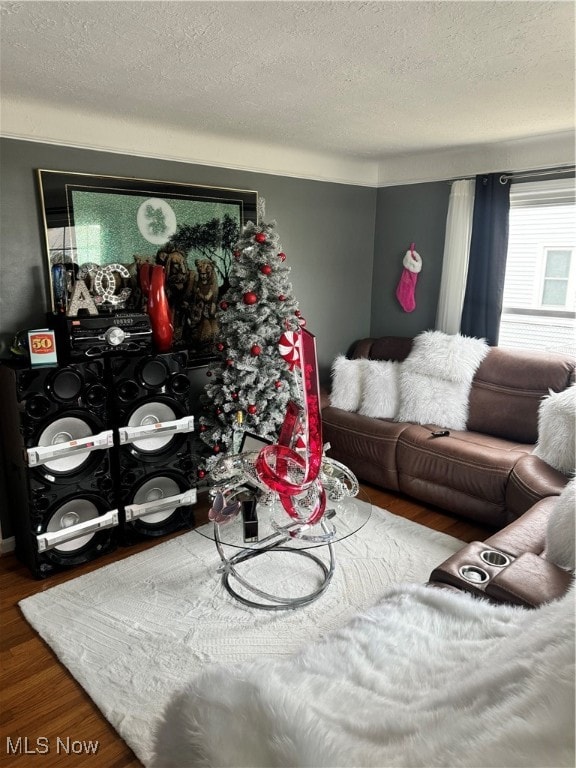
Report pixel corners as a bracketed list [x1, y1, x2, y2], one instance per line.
[20, 503, 463, 767]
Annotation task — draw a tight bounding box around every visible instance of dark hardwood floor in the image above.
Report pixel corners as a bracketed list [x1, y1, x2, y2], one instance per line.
[0, 485, 494, 767]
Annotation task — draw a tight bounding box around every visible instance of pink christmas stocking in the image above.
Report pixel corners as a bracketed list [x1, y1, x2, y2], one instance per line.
[396, 247, 422, 312]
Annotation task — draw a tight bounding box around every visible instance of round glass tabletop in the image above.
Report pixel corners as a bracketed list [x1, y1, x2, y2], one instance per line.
[194, 488, 371, 551]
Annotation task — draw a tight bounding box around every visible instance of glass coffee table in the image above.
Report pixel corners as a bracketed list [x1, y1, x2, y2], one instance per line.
[195, 489, 371, 610]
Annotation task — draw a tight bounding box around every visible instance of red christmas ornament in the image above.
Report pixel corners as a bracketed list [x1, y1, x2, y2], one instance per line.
[198, 469, 206, 479]
[243, 291, 258, 305]
[247, 404, 257, 415]
[295, 310, 301, 317]
[233, 249, 241, 260]
[260, 264, 272, 275]
[219, 300, 228, 310]
[199, 424, 207, 432]
[255, 233, 267, 243]
[278, 294, 286, 302]
[217, 342, 225, 352]
[231, 392, 239, 400]
[216, 407, 223, 415]
[274, 380, 282, 389]
[226, 358, 234, 367]
[213, 444, 221, 454]
[250, 344, 262, 356]
[278, 252, 286, 262]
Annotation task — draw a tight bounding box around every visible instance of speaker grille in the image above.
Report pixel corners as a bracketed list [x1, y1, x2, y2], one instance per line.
[132, 476, 180, 524]
[45, 498, 100, 553]
[37, 416, 94, 472]
[139, 358, 169, 388]
[50, 368, 83, 400]
[127, 402, 178, 452]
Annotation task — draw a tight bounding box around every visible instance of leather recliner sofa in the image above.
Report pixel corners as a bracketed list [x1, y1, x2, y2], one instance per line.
[322, 336, 575, 528]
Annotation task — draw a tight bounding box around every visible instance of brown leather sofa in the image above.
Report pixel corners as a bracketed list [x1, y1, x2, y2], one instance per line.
[429, 496, 574, 607]
[322, 336, 575, 528]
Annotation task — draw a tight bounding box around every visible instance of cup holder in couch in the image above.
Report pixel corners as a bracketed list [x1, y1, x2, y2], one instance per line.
[480, 549, 511, 567]
[458, 565, 489, 584]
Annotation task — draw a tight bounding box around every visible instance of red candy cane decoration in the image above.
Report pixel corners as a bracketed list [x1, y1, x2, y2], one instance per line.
[256, 329, 326, 526]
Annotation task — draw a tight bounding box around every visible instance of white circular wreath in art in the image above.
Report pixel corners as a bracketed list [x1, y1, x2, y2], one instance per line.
[136, 198, 177, 245]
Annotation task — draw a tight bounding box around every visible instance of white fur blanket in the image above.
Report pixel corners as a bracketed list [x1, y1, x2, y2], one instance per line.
[153, 583, 575, 768]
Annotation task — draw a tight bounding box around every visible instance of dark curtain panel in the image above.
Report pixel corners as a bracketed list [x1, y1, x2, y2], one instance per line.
[460, 173, 510, 345]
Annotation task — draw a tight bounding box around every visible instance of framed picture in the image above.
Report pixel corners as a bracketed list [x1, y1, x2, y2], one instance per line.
[239, 432, 272, 453]
[37, 169, 258, 365]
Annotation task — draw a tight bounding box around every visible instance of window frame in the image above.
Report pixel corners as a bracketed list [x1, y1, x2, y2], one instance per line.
[537, 246, 575, 311]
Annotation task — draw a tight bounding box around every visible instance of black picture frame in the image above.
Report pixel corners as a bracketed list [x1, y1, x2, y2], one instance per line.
[239, 432, 272, 453]
[37, 169, 258, 365]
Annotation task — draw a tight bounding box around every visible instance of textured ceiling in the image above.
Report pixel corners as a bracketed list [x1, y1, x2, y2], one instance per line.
[0, 0, 574, 161]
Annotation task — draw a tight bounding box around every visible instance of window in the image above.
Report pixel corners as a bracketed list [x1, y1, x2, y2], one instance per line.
[540, 248, 573, 308]
[500, 178, 576, 355]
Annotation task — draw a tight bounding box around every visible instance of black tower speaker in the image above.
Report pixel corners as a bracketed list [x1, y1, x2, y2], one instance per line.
[0, 361, 119, 578]
[108, 351, 197, 543]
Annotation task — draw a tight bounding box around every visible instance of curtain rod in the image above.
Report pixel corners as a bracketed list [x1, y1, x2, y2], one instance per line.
[448, 165, 575, 184]
[499, 166, 575, 183]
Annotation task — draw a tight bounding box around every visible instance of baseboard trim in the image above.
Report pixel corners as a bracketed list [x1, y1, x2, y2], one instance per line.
[1, 536, 16, 555]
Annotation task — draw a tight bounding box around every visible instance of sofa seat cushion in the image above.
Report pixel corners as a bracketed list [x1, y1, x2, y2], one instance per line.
[322, 406, 411, 491]
[397, 425, 532, 526]
[505, 454, 569, 520]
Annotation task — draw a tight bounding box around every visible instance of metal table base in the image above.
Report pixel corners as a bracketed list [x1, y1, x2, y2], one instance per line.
[214, 524, 336, 611]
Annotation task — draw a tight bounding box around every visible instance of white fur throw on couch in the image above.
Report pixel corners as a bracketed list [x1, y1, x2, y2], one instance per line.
[396, 330, 489, 430]
[546, 478, 576, 571]
[533, 384, 576, 475]
[152, 583, 575, 768]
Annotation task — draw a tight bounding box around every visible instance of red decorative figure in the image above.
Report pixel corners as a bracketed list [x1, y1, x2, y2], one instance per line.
[140, 264, 173, 353]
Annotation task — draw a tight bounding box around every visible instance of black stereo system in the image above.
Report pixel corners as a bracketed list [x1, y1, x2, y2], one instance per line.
[0, 351, 198, 578]
[49, 311, 153, 361]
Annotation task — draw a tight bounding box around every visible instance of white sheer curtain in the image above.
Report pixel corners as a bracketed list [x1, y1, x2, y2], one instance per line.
[435, 179, 475, 334]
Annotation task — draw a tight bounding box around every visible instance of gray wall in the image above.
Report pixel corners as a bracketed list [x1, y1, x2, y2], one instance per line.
[0, 138, 377, 382]
[371, 182, 450, 338]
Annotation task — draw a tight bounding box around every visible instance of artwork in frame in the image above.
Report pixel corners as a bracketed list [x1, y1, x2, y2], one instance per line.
[37, 169, 259, 365]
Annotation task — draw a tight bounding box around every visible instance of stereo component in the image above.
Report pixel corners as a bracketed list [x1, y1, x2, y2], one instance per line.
[49, 311, 152, 361]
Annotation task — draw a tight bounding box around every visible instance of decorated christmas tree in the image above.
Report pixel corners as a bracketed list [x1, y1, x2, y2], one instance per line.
[197, 220, 304, 471]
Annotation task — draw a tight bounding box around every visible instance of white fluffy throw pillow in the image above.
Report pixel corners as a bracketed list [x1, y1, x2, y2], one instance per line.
[358, 360, 400, 419]
[533, 385, 576, 475]
[545, 479, 576, 571]
[396, 331, 489, 430]
[330, 356, 365, 411]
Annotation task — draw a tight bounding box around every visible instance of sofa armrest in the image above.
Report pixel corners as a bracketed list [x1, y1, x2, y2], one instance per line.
[483, 496, 557, 557]
[506, 454, 568, 519]
[485, 552, 573, 608]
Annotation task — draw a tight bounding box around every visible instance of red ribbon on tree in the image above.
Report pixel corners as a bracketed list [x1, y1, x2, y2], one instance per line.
[256, 329, 326, 526]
